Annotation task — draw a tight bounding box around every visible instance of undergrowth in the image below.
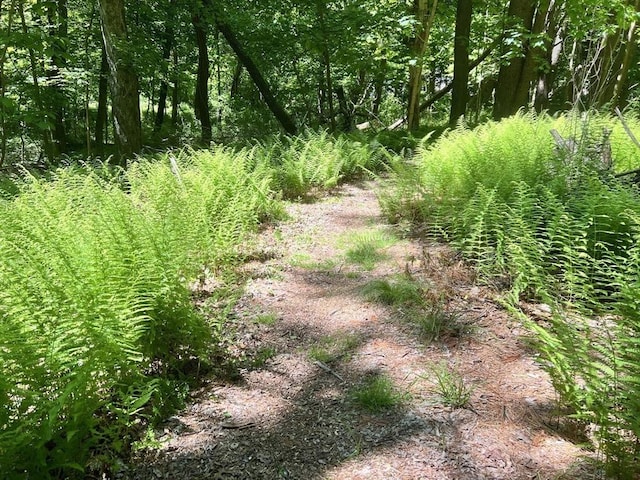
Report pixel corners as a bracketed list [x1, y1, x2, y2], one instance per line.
[0, 132, 388, 478]
[255, 129, 389, 199]
[381, 111, 640, 478]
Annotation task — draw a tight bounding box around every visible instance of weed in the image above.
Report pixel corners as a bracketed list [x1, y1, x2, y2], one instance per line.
[362, 276, 425, 306]
[308, 333, 360, 363]
[254, 313, 279, 326]
[413, 304, 471, 341]
[342, 230, 397, 270]
[428, 362, 473, 409]
[309, 346, 334, 363]
[351, 374, 406, 412]
[250, 346, 277, 368]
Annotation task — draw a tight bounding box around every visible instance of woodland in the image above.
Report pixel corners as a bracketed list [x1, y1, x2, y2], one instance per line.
[3, 0, 640, 478]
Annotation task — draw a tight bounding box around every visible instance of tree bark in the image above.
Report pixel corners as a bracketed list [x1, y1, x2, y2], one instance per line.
[534, 3, 561, 112]
[613, 0, 640, 109]
[171, 47, 179, 126]
[19, 1, 55, 162]
[407, 0, 438, 131]
[154, 0, 175, 132]
[95, 42, 109, 150]
[45, 0, 68, 154]
[193, 13, 212, 144]
[215, 19, 297, 135]
[99, 0, 142, 163]
[0, 0, 16, 166]
[493, 0, 537, 119]
[372, 60, 387, 116]
[316, 0, 336, 131]
[449, 0, 472, 127]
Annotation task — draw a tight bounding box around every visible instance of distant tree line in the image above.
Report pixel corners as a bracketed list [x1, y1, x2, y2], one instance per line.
[0, 0, 638, 163]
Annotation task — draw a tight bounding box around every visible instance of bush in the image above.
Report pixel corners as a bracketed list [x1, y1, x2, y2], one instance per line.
[382, 111, 640, 477]
[0, 148, 276, 478]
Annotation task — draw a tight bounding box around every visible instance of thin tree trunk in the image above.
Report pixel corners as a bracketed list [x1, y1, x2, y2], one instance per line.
[407, 0, 438, 131]
[316, 0, 335, 131]
[493, 0, 537, 120]
[154, 15, 174, 131]
[372, 60, 386, 116]
[215, 19, 297, 135]
[45, 0, 68, 154]
[171, 47, 179, 125]
[230, 61, 242, 97]
[215, 27, 222, 127]
[534, 3, 561, 112]
[0, 0, 16, 166]
[193, 13, 212, 144]
[19, 2, 55, 162]
[449, 0, 472, 127]
[613, 0, 640, 109]
[95, 42, 109, 150]
[99, 0, 142, 163]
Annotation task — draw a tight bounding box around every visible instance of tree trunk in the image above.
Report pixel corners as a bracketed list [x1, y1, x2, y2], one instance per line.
[230, 61, 242, 97]
[45, 0, 68, 154]
[95, 42, 109, 151]
[407, 0, 438, 131]
[19, 1, 55, 162]
[0, 0, 16, 166]
[449, 0, 472, 127]
[99, 0, 142, 163]
[215, 19, 297, 135]
[372, 60, 386, 116]
[613, 0, 640, 109]
[171, 47, 179, 126]
[534, 3, 561, 112]
[493, 0, 537, 119]
[193, 13, 212, 144]
[154, 1, 175, 133]
[316, 0, 335, 131]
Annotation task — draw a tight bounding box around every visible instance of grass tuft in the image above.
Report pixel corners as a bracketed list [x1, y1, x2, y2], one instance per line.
[351, 374, 406, 412]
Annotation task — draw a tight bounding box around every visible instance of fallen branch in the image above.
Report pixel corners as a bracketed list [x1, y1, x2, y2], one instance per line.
[615, 107, 640, 150]
[313, 360, 345, 382]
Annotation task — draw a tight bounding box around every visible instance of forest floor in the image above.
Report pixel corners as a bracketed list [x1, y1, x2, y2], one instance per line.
[126, 180, 601, 480]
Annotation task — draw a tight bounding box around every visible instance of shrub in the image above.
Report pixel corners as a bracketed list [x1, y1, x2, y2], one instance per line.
[382, 111, 640, 477]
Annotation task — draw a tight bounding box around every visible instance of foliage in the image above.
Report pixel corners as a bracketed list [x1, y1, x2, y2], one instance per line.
[343, 229, 397, 270]
[0, 148, 276, 478]
[362, 276, 426, 306]
[254, 130, 388, 199]
[0, 130, 384, 477]
[427, 362, 473, 409]
[383, 111, 640, 477]
[351, 374, 406, 412]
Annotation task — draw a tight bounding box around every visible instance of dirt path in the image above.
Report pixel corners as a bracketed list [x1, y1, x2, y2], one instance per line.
[126, 181, 593, 480]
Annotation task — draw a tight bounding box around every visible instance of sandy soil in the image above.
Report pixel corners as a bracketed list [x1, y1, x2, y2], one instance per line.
[125, 181, 598, 480]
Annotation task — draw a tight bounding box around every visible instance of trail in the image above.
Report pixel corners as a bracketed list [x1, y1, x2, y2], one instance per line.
[126, 181, 592, 480]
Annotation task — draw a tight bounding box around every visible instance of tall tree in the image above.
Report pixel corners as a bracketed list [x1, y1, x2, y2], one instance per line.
[449, 0, 472, 127]
[493, 0, 537, 119]
[98, 0, 142, 161]
[192, 11, 212, 144]
[407, 0, 438, 131]
[45, 0, 68, 154]
[154, 0, 176, 132]
[214, 15, 298, 135]
[613, 0, 640, 108]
